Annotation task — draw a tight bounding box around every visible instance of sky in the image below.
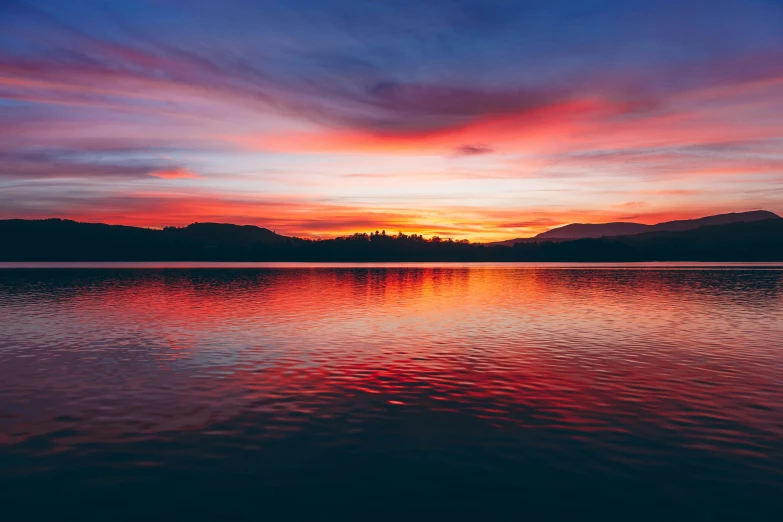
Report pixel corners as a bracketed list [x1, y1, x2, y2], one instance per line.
[1, 0, 782, 241]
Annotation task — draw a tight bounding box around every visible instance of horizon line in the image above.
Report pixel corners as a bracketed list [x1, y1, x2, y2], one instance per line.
[2, 209, 779, 244]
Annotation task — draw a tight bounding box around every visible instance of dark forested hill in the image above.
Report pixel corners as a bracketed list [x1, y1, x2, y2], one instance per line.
[492, 210, 780, 244]
[0, 219, 296, 261]
[2, 216, 783, 261]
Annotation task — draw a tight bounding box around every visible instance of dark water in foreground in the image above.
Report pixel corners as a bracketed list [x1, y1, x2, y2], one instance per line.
[1, 264, 783, 520]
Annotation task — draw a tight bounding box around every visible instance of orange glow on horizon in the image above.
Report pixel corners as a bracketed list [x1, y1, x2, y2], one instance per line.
[23, 195, 746, 243]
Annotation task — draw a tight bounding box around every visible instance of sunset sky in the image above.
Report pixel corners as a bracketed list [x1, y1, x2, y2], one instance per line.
[1, 0, 782, 241]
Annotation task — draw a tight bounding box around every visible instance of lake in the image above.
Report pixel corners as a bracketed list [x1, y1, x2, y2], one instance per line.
[1, 264, 782, 519]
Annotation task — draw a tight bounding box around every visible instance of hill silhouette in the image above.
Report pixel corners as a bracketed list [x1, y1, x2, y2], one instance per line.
[167, 222, 292, 246]
[0, 219, 296, 261]
[491, 210, 779, 245]
[1, 215, 783, 262]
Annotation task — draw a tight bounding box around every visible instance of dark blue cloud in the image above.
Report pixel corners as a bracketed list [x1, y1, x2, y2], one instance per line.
[1, 0, 782, 135]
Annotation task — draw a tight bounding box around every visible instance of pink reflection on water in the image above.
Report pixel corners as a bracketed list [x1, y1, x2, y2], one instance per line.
[0, 267, 782, 468]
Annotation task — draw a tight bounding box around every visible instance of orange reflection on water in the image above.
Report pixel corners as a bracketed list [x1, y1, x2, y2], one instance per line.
[2, 267, 782, 449]
[2, 266, 783, 520]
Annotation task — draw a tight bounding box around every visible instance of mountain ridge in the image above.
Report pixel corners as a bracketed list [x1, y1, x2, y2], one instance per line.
[1, 213, 783, 261]
[489, 210, 781, 246]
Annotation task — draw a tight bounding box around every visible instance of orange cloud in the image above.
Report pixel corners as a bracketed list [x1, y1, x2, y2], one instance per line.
[201, 60, 783, 169]
[222, 97, 612, 155]
[148, 168, 202, 180]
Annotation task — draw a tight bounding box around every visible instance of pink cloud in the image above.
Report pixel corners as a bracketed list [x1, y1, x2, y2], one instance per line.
[148, 167, 202, 180]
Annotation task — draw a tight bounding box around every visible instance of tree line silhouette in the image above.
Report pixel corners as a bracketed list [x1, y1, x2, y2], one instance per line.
[2, 218, 783, 261]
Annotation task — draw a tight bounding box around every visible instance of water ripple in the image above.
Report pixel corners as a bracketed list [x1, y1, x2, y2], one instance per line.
[1, 266, 783, 518]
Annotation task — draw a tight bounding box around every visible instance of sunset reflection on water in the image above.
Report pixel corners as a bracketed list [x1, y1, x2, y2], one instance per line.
[1, 266, 782, 518]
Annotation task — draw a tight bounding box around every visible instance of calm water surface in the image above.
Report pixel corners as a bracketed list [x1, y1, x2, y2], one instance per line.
[1, 264, 783, 519]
